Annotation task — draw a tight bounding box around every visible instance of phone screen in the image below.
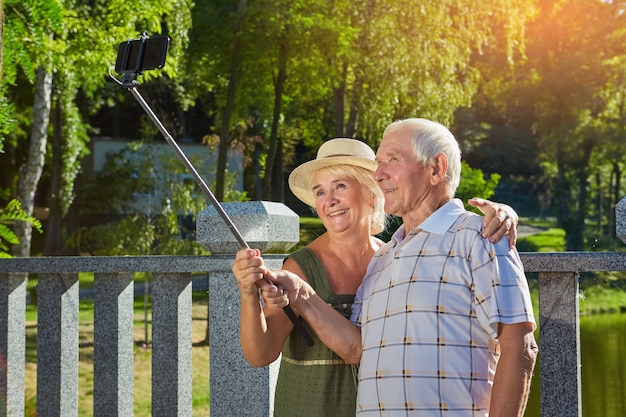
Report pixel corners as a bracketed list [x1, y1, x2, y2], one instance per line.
[114, 36, 170, 73]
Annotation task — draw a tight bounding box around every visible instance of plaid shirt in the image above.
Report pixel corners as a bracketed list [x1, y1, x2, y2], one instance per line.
[351, 199, 535, 416]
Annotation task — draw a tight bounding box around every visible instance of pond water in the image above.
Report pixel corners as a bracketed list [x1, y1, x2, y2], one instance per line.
[525, 313, 626, 416]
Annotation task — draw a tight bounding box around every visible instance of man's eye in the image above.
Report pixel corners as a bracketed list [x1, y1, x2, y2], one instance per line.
[377, 156, 398, 164]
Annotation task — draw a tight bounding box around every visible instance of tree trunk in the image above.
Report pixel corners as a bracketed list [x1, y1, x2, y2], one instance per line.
[345, 78, 361, 138]
[568, 139, 594, 251]
[271, 140, 284, 202]
[596, 171, 602, 236]
[216, 0, 247, 201]
[262, 37, 287, 201]
[44, 93, 64, 256]
[554, 138, 570, 230]
[570, 169, 588, 251]
[332, 63, 348, 137]
[0, 0, 4, 85]
[14, 66, 52, 257]
[610, 162, 621, 239]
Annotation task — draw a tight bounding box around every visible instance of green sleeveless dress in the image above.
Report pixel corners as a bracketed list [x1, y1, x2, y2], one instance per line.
[273, 247, 358, 417]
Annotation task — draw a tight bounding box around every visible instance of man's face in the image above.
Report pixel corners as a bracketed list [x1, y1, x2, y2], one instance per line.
[374, 125, 431, 219]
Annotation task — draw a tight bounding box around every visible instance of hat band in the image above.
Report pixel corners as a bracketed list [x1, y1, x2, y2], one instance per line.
[324, 153, 354, 158]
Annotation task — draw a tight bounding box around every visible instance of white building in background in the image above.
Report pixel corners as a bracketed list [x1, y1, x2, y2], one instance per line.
[85, 136, 244, 216]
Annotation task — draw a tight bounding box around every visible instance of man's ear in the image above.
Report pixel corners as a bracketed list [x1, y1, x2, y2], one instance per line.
[430, 153, 448, 185]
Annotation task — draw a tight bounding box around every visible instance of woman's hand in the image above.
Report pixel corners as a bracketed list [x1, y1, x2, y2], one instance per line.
[232, 248, 270, 297]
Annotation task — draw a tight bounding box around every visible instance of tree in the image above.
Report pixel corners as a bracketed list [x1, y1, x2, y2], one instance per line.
[183, 0, 534, 203]
[3, 0, 193, 256]
[5, 0, 61, 256]
[515, 0, 626, 249]
[455, 0, 626, 251]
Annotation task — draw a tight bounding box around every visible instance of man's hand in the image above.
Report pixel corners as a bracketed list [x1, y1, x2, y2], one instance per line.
[262, 269, 314, 312]
[468, 198, 519, 248]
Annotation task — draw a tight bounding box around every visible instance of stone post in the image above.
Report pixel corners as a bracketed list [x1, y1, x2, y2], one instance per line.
[616, 197, 626, 244]
[197, 201, 299, 417]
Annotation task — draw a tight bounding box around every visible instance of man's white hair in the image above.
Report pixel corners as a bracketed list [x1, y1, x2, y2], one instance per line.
[383, 118, 461, 197]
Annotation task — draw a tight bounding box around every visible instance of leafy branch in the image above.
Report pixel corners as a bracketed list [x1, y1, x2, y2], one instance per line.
[0, 199, 43, 258]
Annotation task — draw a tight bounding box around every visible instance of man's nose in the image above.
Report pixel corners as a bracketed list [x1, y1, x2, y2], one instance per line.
[374, 164, 386, 181]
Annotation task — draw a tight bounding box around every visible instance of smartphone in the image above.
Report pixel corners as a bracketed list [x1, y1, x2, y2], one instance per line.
[114, 35, 170, 73]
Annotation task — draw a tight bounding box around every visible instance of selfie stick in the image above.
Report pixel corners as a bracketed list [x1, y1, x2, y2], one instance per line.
[115, 57, 314, 347]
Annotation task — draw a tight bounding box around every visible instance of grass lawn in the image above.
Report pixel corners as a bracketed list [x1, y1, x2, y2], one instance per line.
[23, 300, 210, 416]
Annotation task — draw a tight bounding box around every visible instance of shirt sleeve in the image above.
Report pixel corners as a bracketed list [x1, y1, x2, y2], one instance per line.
[470, 235, 536, 338]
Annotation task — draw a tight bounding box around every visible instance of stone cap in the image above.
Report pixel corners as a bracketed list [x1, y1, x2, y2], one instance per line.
[196, 201, 300, 254]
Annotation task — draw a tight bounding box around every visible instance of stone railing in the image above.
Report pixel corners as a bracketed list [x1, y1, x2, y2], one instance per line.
[2, 200, 626, 417]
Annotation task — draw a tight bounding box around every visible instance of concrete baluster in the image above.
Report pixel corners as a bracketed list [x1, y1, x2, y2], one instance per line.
[197, 201, 299, 417]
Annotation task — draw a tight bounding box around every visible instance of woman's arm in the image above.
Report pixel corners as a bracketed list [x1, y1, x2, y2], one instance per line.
[232, 249, 293, 367]
[263, 265, 362, 364]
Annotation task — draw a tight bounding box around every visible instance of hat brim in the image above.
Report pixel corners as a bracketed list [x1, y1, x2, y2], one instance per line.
[289, 156, 378, 208]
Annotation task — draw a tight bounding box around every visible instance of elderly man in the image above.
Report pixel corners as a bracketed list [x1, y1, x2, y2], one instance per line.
[260, 118, 538, 416]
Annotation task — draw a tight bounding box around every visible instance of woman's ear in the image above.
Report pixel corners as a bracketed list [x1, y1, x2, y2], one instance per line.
[364, 191, 376, 208]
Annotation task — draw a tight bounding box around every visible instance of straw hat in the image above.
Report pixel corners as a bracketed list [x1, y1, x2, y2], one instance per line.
[289, 138, 377, 207]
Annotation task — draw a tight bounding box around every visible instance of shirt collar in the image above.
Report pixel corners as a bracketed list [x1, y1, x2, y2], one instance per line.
[392, 198, 465, 242]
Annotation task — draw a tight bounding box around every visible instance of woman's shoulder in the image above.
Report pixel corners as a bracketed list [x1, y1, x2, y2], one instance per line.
[372, 236, 385, 250]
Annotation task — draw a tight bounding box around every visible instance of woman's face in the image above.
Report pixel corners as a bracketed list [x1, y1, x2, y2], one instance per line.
[312, 169, 373, 235]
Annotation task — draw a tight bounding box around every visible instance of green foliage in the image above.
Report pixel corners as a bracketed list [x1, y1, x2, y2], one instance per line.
[3, 0, 62, 83]
[0, 0, 195, 256]
[456, 161, 501, 211]
[0, 97, 16, 150]
[0, 199, 43, 257]
[80, 215, 158, 256]
[2, 0, 626, 253]
[184, 0, 533, 170]
[462, 0, 626, 250]
[0, 0, 63, 149]
[41, 0, 192, 214]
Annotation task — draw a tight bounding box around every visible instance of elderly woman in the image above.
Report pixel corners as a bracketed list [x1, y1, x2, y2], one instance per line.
[232, 138, 517, 417]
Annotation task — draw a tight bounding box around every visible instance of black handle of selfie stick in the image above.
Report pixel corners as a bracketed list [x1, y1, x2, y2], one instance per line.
[125, 81, 314, 347]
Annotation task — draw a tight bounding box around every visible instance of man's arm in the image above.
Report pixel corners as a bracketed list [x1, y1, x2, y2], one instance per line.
[264, 268, 362, 364]
[489, 322, 538, 417]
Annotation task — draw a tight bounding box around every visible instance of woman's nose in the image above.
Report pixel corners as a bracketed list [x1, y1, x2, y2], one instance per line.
[325, 190, 338, 205]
